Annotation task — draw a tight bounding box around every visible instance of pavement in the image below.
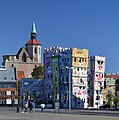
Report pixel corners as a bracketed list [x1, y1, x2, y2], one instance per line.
[0, 107, 119, 120]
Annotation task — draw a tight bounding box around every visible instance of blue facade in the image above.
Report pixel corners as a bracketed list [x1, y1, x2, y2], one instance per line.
[20, 78, 44, 103]
[44, 46, 72, 108]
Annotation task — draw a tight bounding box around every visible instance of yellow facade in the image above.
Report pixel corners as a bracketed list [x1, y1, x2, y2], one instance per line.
[72, 48, 88, 67]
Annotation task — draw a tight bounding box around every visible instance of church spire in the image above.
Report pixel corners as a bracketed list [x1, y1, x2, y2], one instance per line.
[31, 19, 37, 39]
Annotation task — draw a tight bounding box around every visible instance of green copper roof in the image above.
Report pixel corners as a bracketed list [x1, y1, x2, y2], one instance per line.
[31, 20, 37, 33]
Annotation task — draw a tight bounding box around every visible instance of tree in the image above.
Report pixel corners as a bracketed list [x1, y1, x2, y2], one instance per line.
[114, 78, 119, 108]
[106, 91, 114, 108]
[31, 64, 44, 79]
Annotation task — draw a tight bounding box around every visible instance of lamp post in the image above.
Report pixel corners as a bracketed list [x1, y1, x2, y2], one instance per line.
[66, 66, 72, 110]
[115, 80, 117, 109]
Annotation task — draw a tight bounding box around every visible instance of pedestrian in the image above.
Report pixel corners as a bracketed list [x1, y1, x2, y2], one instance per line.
[24, 100, 29, 113]
[32, 101, 35, 112]
[21, 101, 24, 113]
[41, 103, 45, 112]
[29, 101, 33, 113]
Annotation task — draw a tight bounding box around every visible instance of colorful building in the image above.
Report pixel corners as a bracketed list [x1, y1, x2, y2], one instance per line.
[44, 46, 89, 108]
[104, 74, 119, 106]
[20, 78, 44, 103]
[88, 56, 106, 108]
[72, 48, 88, 108]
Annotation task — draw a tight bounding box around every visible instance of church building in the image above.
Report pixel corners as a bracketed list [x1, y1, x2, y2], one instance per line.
[2, 20, 42, 78]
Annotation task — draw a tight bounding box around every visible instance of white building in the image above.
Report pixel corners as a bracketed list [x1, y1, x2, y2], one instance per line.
[88, 56, 106, 108]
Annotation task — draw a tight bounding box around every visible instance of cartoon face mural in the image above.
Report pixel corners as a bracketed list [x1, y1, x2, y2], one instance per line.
[72, 77, 87, 86]
[95, 60, 105, 72]
[73, 86, 87, 96]
[72, 48, 88, 67]
[95, 73, 104, 82]
[94, 81, 104, 90]
[72, 67, 87, 77]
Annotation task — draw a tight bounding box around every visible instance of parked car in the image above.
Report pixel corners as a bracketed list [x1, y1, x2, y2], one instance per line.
[99, 104, 110, 109]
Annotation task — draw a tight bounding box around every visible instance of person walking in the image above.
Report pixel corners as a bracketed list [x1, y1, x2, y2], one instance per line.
[24, 100, 29, 113]
[29, 101, 33, 113]
[32, 101, 35, 112]
[41, 103, 45, 112]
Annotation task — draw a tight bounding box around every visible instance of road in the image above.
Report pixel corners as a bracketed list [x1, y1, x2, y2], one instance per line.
[0, 107, 118, 120]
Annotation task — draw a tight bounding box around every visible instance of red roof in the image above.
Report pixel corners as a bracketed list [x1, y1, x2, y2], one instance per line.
[26, 39, 42, 45]
[17, 71, 25, 80]
[105, 74, 119, 79]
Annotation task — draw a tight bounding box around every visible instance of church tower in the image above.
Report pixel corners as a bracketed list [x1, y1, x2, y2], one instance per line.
[2, 20, 42, 78]
[25, 20, 42, 63]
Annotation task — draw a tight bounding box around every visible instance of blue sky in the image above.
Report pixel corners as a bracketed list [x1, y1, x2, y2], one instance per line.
[0, 0, 119, 73]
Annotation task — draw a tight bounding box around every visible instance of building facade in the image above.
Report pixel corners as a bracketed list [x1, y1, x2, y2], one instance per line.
[20, 78, 44, 103]
[44, 46, 89, 108]
[2, 20, 42, 78]
[88, 56, 106, 108]
[104, 74, 119, 107]
[72, 48, 88, 108]
[0, 66, 17, 105]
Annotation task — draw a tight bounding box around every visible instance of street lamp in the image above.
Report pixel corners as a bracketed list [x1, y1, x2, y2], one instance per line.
[66, 66, 72, 110]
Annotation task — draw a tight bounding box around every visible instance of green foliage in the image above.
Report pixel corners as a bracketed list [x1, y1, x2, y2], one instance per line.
[106, 91, 114, 107]
[114, 94, 119, 104]
[106, 91, 114, 101]
[31, 64, 44, 79]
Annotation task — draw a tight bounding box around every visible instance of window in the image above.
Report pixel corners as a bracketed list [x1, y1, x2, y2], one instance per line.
[56, 67, 57, 71]
[49, 85, 51, 89]
[48, 93, 50, 99]
[74, 57, 76, 62]
[67, 58, 69, 62]
[11, 91, 15, 95]
[55, 78, 57, 82]
[62, 58, 64, 62]
[66, 77, 68, 82]
[34, 47, 37, 54]
[65, 58, 66, 62]
[39, 48, 40, 54]
[22, 53, 27, 62]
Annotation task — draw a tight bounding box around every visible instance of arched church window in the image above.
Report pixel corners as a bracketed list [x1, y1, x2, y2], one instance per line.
[39, 48, 40, 54]
[22, 53, 27, 62]
[34, 47, 37, 54]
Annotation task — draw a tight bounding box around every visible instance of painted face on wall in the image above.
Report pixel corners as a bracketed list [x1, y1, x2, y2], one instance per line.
[94, 81, 103, 90]
[77, 86, 87, 95]
[95, 60, 105, 72]
[95, 73, 104, 82]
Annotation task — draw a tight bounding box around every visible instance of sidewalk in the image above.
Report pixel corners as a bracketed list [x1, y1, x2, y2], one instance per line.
[34, 108, 119, 114]
[0, 107, 119, 114]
